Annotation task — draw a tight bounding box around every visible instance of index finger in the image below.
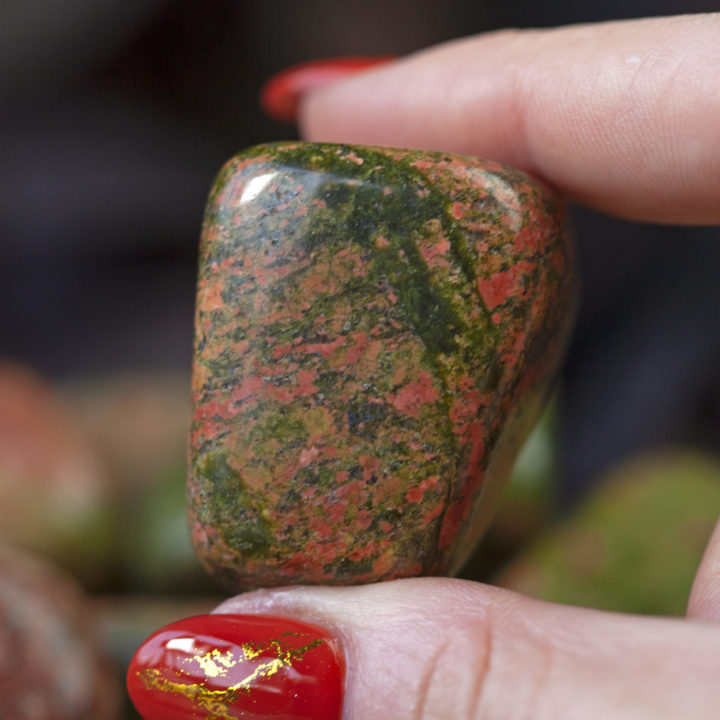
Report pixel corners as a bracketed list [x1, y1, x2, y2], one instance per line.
[300, 14, 720, 225]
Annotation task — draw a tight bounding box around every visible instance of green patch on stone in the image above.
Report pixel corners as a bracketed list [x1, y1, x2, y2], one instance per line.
[196, 349, 242, 387]
[199, 452, 274, 559]
[264, 143, 499, 372]
[346, 399, 389, 438]
[247, 409, 307, 450]
[295, 462, 338, 491]
[332, 554, 376, 578]
[496, 450, 720, 615]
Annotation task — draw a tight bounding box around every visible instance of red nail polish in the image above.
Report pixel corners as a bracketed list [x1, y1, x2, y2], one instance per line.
[260, 55, 396, 124]
[127, 614, 344, 720]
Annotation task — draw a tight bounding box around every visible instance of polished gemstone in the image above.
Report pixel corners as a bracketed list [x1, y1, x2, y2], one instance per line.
[189, 142, 575, 589]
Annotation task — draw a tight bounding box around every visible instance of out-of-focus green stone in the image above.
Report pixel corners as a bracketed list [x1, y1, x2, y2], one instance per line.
[495, 449, 720, 615]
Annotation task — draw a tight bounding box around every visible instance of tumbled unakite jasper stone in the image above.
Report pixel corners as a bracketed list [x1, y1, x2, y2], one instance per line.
[189, 142, 575, 589]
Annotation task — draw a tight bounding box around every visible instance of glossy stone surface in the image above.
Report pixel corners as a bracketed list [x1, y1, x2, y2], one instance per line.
[189, 142, 575, 589]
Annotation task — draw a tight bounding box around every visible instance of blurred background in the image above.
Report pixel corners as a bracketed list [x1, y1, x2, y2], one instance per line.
[1, 2, 719, 717]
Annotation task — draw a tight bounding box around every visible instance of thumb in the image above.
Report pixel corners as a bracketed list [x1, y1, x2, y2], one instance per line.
[187, 578, 718, 719]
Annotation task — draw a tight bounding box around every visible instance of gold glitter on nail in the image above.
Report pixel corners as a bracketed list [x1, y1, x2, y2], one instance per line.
[189, 649, 237, 678]
[138, 634, 324, 719]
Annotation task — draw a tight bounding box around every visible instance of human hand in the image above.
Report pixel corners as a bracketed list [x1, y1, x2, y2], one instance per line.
[128, 14, 720, 719]
[299, 13, 719, 226]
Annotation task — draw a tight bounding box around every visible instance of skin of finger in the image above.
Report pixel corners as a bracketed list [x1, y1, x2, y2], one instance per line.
[299, 14, 720, 225]
[688, 516, 720, 620]
[215, 578, 720, 720]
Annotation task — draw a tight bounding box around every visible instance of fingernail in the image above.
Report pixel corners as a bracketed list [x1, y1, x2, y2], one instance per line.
[260, 55, 396, 124]
[127, 613, 344, 720]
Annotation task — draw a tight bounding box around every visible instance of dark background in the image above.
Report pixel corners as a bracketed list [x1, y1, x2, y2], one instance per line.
[2, 0, 719, 504]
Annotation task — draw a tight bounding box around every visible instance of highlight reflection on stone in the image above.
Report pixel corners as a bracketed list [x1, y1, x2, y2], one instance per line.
[189, 142, 575, 589]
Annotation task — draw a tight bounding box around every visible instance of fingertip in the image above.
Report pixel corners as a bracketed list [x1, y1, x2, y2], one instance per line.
[300, 15, 720, 223]
[262, 56, 397, 125]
